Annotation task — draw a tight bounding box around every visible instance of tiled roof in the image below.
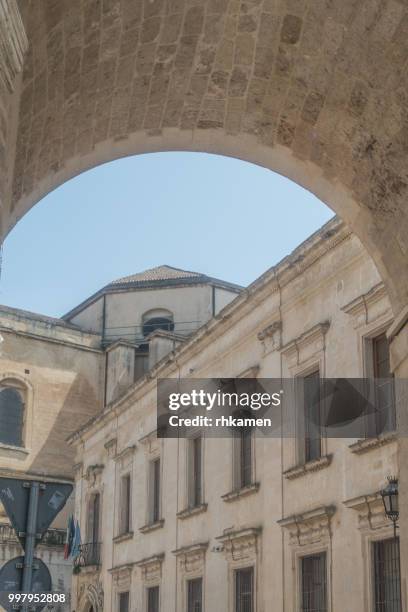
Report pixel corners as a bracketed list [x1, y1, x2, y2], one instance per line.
[63, 265, 242, 320]
[108, 265, 203, 286]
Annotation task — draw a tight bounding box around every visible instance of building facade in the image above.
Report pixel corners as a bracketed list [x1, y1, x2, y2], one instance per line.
[67, 218, 401, 612]
[0, 266, 240, 608]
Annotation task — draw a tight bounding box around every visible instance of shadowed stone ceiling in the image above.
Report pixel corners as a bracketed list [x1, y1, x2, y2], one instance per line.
[4, 0, 408, 310]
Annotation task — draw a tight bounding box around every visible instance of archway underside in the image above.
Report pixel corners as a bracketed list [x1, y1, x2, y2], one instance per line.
[4, 0, 408, 310]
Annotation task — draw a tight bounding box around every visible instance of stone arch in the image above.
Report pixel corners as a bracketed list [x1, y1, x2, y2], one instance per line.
[78, 582, 104, 612]
[1, 0, 408, 315]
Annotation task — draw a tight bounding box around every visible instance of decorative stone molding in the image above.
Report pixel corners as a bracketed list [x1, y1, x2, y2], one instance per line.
[278, 505, 335, 547]
[103, 437, 117, 458]
[216, 527, 262, 563]
[283, 455, 332, 480]
[237, 365, 260, 379]
[139, 519, 165, 534]
[135, 553, 164, 583]
[222, 482, 260, 502]
[73, 462, 84, 479]
[114, 444, 136, 470]
[281, 321, 330, 369]
[349, 432, 397, 455]
[77, 580, 104, 612]
[109, 563, 133, 590]
[177, 503, 208, 520]
[172, 542, 208, 575]
[0, 0, 28, 93]
[139, 429, 160, 455]
[257, 321, 282, 355]
[84, 464, 104, 487]
[113, 531, 134, 544]
[341, 283, 390, 329]
[343, 492, 389, 531]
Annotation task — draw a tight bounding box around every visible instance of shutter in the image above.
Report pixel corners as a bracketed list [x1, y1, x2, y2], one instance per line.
[119, 592, 129, 612]
[235, 567, 254, 612]
[193, 436, 202, 506]
[301, 552, 327, 612]
[303, 372, 321, 462]
[188, 578, 202, 612]
[148, 586, 159, 612]
[373, 538, 401, 612]
[240, 428, 252, 487]
[0, 387, 24, 447]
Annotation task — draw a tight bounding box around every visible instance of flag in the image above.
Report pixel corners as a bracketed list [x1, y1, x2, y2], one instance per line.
[70, 520, 82, 559]
[64, 515, 75, 560]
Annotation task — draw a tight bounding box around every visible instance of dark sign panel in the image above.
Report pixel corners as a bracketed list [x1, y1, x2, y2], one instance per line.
[0, 556, 51, 611]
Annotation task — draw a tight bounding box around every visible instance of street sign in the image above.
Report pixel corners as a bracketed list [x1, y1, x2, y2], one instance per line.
[0, 478, 30, 548]
[35, 483, 73, 541]
[0, 556, 51, 611]
[0, 478, 73, 549]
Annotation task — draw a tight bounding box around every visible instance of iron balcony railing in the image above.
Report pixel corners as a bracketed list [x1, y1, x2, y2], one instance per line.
[74, 541, 102, 567]
[0, 523, 65, 547]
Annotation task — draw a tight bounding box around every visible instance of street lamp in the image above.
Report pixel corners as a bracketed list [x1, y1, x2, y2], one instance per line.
[381, 477, 399, 537]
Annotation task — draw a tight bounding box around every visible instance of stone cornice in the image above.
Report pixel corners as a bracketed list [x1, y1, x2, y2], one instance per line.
[135, 553, 164, 583]
[281, 321, 330, 359]
[343, 491, 390, 531]
[172, 541, 209, 556]
[114, 444, 137, 463]
[283, 455, 332, 480]
[103, 437, 117, 458]
[349, 432, 397, 455]
[278, 505, 335, 528]
[0, 0, 27, 93]
[341, 282, 387, 317]
[216, 527, 262, 563]
[135, 553, 165, 568]
[278, 505, 335, 546]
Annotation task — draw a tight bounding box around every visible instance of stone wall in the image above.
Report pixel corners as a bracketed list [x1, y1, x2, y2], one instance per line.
[0, 0, 407, 312]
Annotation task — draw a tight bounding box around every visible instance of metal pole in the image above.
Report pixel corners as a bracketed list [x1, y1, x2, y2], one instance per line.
[21, 481, 40, 608]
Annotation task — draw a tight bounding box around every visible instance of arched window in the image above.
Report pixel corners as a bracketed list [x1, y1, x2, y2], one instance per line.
[0, 384, 25, 447]
[142, 309, 174, 337]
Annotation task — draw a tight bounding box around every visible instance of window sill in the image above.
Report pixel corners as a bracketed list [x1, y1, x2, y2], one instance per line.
[349, 432, 397, 455]
[113, 531, 134, 544]
[222, 482, 260, 502]
[139, 519, 164, 534]
[0, 442, 29, 460]
[283, 455, 332, 480]
[177, 503, 208, 519]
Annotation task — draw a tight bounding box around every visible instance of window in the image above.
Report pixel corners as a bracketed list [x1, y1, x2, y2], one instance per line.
[188, 436, 202, 508]
[143, 317, 174, 337]
[187, 577, 202, 612]
[119, 592, 129, 612]
[372, 333, 395, 434]
[301, 552, 327, 612]
[119, 474, 132, 535]
[0, 385, 24, 447]
[373, 538, 401, 612]
[147, 586, 159, 612]
[86, 492, 101, 565]
[149, 458, 161, 524]
[234, 426, 253, 490]
[303, 371, 322, 463]
[235, 567, 254, 612]
[87, 493, 100, 544]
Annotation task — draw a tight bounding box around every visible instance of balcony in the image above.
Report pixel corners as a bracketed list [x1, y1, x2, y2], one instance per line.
[0, 523, 65, 547]
[74, 541, 102, 567]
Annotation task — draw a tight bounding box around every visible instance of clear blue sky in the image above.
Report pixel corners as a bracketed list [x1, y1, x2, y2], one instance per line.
[0, 152, 334, 318]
